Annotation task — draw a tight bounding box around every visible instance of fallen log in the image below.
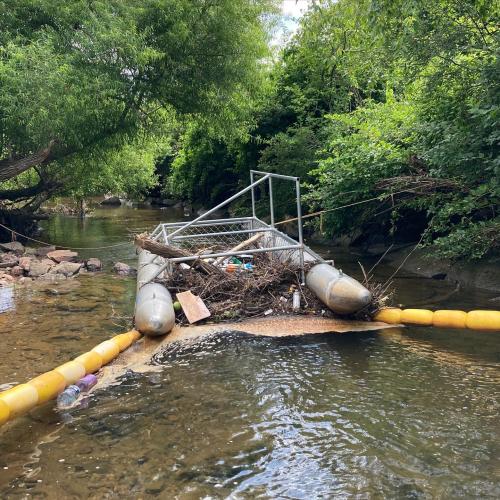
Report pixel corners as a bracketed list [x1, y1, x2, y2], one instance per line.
[134, 234, 222, 275]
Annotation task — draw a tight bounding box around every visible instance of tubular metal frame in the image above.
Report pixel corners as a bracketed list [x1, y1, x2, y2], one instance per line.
[146, 171, 320, 284]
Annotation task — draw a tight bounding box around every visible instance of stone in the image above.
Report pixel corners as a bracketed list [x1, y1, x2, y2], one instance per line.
[19, 256, 31, 272]
[39, 273, 67, 282]
[18, 277, 33, 285]
[0, 253, 19, 266]
[34, 245, 56, 257]
[113, 262, 136, 276]
[161, 198, 176, 207]
[28, 260, 52, 277]
[0, 241, 24, 254]
[50, 261, 82, 277]
[10, 266, 24, 277]
[86, 258, 102, 272]
[47, 249, 78, 263]
[101, 196, 122, 206]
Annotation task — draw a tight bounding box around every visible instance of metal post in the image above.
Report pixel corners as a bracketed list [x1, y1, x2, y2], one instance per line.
[250, 171, 256, 219]
[268, 176, 275, 227]
[168, 174, 270, 240]
[296, 178, 305, 283]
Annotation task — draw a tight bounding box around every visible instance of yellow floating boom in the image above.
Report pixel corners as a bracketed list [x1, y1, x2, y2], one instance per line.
[0, 329, 142, 427]
[374, 308, 500, 331]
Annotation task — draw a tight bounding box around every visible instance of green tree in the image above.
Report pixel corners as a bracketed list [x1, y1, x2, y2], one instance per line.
[0, 0, 276, 224]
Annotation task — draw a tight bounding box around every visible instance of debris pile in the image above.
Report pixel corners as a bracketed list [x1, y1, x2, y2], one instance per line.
[160, 253, 331, 326]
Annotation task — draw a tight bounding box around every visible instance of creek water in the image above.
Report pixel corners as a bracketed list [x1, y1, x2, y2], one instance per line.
[0, 206, 498, 499]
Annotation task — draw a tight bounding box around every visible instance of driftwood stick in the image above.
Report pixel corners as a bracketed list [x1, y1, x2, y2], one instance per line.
[213, 232, 264, 266]
[134, 234, 222, 275]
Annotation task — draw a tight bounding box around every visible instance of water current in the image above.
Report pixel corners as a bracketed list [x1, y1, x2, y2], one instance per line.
[0, 205, 498, 498]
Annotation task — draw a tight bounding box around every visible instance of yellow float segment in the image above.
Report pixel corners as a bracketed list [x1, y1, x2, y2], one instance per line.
[373, 308, 402, 324]
[400, 309, 434, 326]
[74, 351, 103, 373]
[0, 400, 10, 425]
[112, 330, 141, 352]
[54, 361, 86, 385]
[28, 371, 67, 404]
[0, 384, 39, 417]
[92, 340, 120, 365]
[466, 310, 500, 331]
[0, 330, 143, 428]
[433, 310, 467, 329]
[375, 307, 500, 331]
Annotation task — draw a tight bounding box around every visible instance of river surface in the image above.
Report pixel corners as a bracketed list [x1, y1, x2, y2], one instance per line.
[0, 206, 498, 499]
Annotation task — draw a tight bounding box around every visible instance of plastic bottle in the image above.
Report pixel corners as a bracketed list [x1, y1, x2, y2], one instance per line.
[292, 290, 301, 311]
[56, 374, 98, 409]
[57, 385, 81, 409]
[76, 374, 98, 392]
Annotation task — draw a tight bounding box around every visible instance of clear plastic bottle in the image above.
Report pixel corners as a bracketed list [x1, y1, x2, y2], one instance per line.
[57, 385, 81, 409]
[292, 290, 301, 311]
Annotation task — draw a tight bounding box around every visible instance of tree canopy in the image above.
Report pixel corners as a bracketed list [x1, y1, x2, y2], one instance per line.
[166, 0, 499, 260]
[0, 0, 276, 216]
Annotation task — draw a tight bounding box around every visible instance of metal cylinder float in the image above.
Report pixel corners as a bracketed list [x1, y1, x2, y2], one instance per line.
[306, 263, 372, 315]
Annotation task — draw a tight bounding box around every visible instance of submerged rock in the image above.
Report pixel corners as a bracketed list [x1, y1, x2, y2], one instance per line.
[50, 261, 82, 277]
[86, 257, 102, 272]
[113, 262, 136, 276]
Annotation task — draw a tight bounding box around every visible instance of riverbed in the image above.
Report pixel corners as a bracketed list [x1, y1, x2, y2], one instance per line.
[0, 205, 499, 498]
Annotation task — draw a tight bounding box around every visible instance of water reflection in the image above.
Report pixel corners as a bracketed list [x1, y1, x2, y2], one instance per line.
[0, 206, 499, 498]
[0, 287, 14, 313]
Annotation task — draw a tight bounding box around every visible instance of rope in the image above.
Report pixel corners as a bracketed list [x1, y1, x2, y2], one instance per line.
[0, 189, 410, 250]
[0, 222, 131, 250]
[275, 190, 409, 226]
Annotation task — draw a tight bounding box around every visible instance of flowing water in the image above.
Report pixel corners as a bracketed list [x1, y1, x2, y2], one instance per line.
[0, 206, 498, 499]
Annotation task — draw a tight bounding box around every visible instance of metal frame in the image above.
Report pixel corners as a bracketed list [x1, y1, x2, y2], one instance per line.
[146, 171, 320, 284]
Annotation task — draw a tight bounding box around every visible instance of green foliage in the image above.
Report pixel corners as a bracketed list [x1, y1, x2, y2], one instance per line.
[0, 0, 277, 204]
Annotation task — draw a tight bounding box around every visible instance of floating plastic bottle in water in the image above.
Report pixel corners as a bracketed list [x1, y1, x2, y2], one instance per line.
[57, 374, 98, 409]
[57, 385, 81, 409]
[76, 374, 98, 392]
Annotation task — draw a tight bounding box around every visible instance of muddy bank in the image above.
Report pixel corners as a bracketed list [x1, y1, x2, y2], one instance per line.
[379, 247, 500, 293]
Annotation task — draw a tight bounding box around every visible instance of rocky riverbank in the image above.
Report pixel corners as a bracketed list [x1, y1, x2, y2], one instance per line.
[0, 241, 136, 287]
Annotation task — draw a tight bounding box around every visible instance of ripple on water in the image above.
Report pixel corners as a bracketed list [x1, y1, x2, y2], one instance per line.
[2, 331, 498, 498]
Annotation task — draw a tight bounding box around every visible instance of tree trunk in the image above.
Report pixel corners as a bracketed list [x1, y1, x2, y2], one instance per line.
[0, 140, 56, 182]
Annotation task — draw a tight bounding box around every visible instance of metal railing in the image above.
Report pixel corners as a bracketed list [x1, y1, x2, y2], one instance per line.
[146, 171, 322, 283]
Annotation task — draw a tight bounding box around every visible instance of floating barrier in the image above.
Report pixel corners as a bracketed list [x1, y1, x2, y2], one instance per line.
[306, 263, 372, 315]
[374, 308, 500, 331]
[0, 329, 141, 427]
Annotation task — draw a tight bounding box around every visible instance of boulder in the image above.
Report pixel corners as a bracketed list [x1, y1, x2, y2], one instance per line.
[10, 266, 24, 277]
[86, 258, 102, 272]
[101, 196, 122, 206]
[19, 256, 31, 272]
[47, 249, 78, 263]
[35, 245, 56, 257]
[113, 262, 136, 276]
[18, 277, 33, 285]
[50, 261, 82, 277]
[0, 241, 24, 254]
[29, 260, 53, 277]
[0, 253, 19, 267]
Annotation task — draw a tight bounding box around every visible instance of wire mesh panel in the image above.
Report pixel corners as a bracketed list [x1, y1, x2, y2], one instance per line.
[167, 220, 255, 254]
